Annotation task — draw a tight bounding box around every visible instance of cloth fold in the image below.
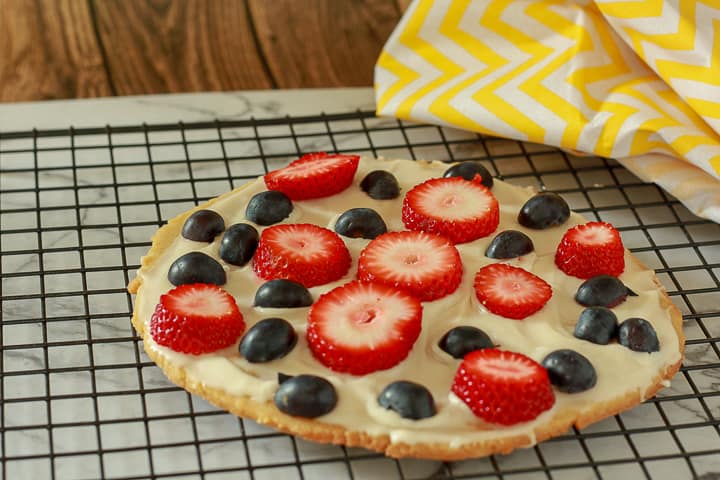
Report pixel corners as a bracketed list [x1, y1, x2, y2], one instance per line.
[375, 0, 720, 222]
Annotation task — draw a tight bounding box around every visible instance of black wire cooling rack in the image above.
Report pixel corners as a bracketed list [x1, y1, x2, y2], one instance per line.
[1, 111, 718, 480]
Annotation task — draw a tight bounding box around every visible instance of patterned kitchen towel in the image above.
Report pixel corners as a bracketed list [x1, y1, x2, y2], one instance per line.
[375, 0, 720, 222]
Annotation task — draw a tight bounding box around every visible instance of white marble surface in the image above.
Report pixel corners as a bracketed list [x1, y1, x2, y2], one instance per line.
[1, 89, 719, 480]
[0, 88, 376, 131]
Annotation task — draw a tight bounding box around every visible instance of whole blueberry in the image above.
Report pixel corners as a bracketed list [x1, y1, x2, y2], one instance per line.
[246, 190, 293, 225]
[334, 208, 387, 240]
[274, 374, 337, 418]
[575, 275, 631, 308]
[219, 223, 259, 266]
[485, 230, 534, 259]
[443, 161, 494, 188]
[240, 318, 298, 363]
[518, 193, 570, 229]
[168, 252, 226, 286]
[618, 318, 660, 352]
[439, 326, 493, 359]
[574, 307, 618, 345]
[181, 209, 225, 242]
[542, 349, 597, 393]
[360, 170, 400, 200]
[378, 381, 436, 420]
[254, 279, 313, 308]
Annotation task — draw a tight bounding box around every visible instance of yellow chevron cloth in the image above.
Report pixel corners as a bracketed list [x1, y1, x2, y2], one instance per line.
[375, 0, 720, 222]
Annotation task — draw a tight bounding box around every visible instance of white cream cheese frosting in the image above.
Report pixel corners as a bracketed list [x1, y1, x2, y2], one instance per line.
[132, 157, 682, 447]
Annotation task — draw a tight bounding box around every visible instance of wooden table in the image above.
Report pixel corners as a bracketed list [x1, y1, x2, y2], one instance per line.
[0, 0, 406, 102]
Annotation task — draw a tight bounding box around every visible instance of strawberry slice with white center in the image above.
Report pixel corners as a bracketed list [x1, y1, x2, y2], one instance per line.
[402, 176, 499, 244]
[473, 263, 552, 319]
[357, 231, 463, 301]
[264, 152, 360, 200]
[452, 349, 555, 425]
[253, 223, 351, 288]
[306, 281, 422, 375]
[150, 283, 245, 355]
[555, 221, 625, 278]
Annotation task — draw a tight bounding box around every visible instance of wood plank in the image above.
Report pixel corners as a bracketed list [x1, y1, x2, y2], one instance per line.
[248, 0, 400, 88]
[92, 0, 273, 95]
[0, 0, 112, 102]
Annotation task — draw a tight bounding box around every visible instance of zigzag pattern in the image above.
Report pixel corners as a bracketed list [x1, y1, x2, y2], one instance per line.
[374, 0, 720, 222]
[596, 0, 720, 137]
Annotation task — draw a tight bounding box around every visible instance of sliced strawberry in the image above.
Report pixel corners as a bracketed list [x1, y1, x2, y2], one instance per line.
[306, 281, 422, 375]
[555, 221, 625, 278]
[473, 263, 552, 319]
[452, 349, 555, 425]
[357, 231, 462, 302]
[402, 176, 499, 244]
[253, 223, 351, 287]
[150, 283, 245, 355]
[264, 152, 360, 200]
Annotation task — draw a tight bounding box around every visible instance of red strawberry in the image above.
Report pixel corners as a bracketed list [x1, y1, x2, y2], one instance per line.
[306, 281, 422, 375]
[452, 349, 555, 425]
[357, 231, 462, 302]
[555, 221, 625, 278]
[473, 263, 552, 319]
[402, 176, 499, 244]
[150, 284, 245, 355]
[264, 152, 360, 200]
[253, 224, 351, 287]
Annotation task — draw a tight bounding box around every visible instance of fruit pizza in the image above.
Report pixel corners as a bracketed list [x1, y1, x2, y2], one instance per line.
[128, 154, 684, 460]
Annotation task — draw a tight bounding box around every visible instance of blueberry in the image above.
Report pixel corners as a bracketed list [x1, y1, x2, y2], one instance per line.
[439, 326, 493, 359]
[274, 374, 337, 418]
[485, 230, 534, 259]
[377, 381, 436, 420]
[219, 224, 259, 266]
[334, 208, 387, 239]
[246, 191, 293, 225]
[240, 318, 298, 363]
[574, 307, 618, 345]
[181, 210, 225, 242]
[575, 275, 631, 308]
[254, 279, 313, 308]
[518, 193, 570, 229]
[542, 349, 597, 393]
[168, 252, 226, 286]
[443, 161, 494, 188]
[618, 318, 660, 352]
[360, 170, 400, 199]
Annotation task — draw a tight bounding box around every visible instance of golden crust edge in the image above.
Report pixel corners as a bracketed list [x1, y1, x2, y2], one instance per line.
[127, 159, 685, 461]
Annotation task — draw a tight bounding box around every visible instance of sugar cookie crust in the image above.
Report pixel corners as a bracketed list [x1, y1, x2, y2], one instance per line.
[128, 159, 684, 460]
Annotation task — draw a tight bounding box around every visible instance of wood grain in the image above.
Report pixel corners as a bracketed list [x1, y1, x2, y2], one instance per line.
[0, 0, 112, 101]
[92, 0, 273, 95]
[0, 0, 405, 101]
[248, 0, 400, 88]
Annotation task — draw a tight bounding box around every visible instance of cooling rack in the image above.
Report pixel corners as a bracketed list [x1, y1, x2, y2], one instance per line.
[1, 111, 718, 480]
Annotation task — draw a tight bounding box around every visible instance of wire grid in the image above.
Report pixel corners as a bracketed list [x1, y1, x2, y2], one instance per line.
[0, 111, 718, 480]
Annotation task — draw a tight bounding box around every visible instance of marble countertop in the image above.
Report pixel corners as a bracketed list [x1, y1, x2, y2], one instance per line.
[0, 88, 376, 132]
[1, 89, 718, 480]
